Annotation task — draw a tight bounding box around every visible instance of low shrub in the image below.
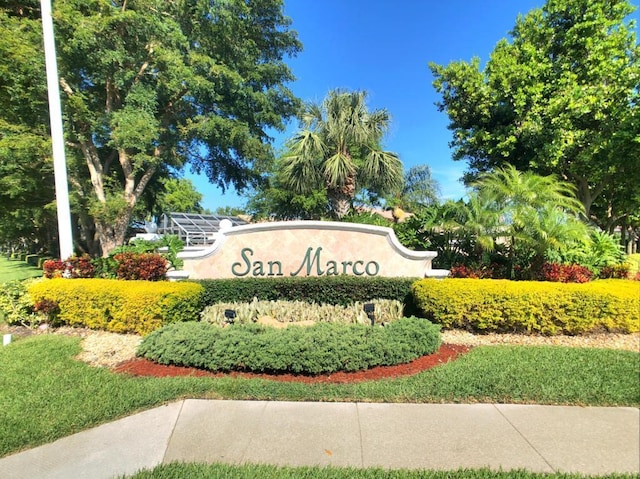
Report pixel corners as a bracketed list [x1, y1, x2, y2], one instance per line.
[598, 263, 631, 280]
[412, 278, 639, 335]
[201, 298, 404, 326]
[539, 263, 592, 283]
[25, 254, 40, 267]
[627, 254, 640, 276]
[0, 278, 44, 326]
[196, 276, 417, 307]
[43, 255, 95, 279]
[27, 278, 204, 335]
[37, 257, 52, 269]
[449, 263, 505, 279]
[113, 252, 168, 281]
[137, 317, 441, 375]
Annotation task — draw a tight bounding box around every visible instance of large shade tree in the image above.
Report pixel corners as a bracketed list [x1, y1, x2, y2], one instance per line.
[0, 0, 301, 256]
[430, 0, 640, 232]
[0, 2, 58, 253]
[281, 89, 404, 218]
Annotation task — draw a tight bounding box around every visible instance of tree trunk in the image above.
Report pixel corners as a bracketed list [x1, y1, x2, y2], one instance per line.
[573, 175, 605, 225]
[78, 141, 157, 256]
[327, 173, 356, 219]
[94, 208, 133, 257]
[326, 188, 350, 219]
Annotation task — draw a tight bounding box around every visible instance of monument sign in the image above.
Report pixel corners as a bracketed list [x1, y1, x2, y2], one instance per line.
[177, 221, 439, 279]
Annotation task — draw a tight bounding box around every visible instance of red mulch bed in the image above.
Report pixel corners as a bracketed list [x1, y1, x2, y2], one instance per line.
[113, 343, 471, 384]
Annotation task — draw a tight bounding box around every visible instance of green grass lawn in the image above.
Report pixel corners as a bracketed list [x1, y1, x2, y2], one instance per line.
[0, 256, 42, 283]
[1, 334, 638, 458]
[123, 463, 638, 479]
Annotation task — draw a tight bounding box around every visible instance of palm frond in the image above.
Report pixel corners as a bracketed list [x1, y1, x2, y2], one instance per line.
[323, 152, 355, 188]
[361, 149, 403, 192]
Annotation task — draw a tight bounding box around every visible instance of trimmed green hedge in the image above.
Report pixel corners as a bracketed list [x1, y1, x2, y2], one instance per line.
[195, 276, 418, 308]
[412, 278, 639, 335]
[28, 278, 204, 335]
[137, 317, 441, 375]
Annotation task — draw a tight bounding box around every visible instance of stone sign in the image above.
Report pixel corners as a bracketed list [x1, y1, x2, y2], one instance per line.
[177, 221, 438, 279]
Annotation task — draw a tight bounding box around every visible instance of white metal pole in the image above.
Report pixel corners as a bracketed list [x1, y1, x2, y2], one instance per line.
[41, 0, 74, 259]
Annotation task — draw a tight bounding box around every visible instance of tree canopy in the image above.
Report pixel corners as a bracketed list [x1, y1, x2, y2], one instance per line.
[430, 0, 640, 232]
[0, 0, 301, 256]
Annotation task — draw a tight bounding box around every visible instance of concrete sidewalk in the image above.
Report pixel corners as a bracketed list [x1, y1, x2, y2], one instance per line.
[1, 400, 638, 478]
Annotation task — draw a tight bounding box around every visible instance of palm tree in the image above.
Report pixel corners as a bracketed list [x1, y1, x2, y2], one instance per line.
[472, 165, 586, 278]
[281, 90, 403, 218]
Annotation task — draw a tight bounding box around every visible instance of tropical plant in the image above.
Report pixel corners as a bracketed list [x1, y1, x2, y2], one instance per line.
[0, 278, 43, 326]
[394, 200, 492, 269]
[92, 235, 184, 278]
[471, 166, 587, 278]
[281, 89, 403, 218]
[395, 167, 592, 278]
[546, 229, 626, 275]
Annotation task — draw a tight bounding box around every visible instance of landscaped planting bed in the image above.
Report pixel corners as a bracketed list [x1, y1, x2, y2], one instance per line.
[201, 298, 404, 325]
[413, 278, 639, 334]
[137, 317, 441, 375]
[27, 278, 204, 335]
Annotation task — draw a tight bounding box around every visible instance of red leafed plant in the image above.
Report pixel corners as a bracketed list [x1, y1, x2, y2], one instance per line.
[540, 262, 592, 283]
[449, 263, 505, 279]
[113, 252, 168, 281]
[33, 298, 60, 323]
[599, 264, 631, 280]
[42, 259, 66, 278]
[43, 255, 95, 279]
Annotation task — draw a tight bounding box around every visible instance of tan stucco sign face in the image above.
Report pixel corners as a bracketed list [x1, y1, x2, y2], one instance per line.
[178, 221, 437, 279]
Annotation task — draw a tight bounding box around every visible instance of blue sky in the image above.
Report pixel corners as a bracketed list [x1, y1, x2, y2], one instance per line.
[189, 0, 639, 212]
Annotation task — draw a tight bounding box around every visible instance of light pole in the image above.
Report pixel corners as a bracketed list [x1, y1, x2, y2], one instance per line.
[41, 0, 74, 259]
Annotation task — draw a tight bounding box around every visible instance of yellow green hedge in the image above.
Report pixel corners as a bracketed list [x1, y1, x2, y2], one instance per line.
[412, 278, 639, 335]
[28, 279, 204, 335]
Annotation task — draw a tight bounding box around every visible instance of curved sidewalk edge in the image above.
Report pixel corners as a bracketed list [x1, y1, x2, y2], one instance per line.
[1, 400, 638, 479]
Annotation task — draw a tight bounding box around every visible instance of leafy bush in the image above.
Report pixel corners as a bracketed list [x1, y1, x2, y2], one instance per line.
[43, 255, 95, 279]
[25, 254, 40, 267]
[113, 253, 168, 281]
[0, 278, 44, 326]
[28, 278, 204, 335]
[449, 263, 507, 279]
[547, 230, 626, 276]
[201, 298, 404, 326]
[137, 317, 441, 375]
[110, 235, 183, 269]
[412, 278, 639, 335]
[598, 263, 631, 280]
[627, 254, 640, 276]
[539, 263, 593, 283]
[196, 276, 417, 308]
[37, 257, 52, 269]
[340, 211, 393, 227]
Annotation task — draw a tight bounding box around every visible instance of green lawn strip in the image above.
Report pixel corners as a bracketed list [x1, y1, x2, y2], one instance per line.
[0, 256, 42, 283]
[123, 463, 638, 479]
[1, 335, 638, 458]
